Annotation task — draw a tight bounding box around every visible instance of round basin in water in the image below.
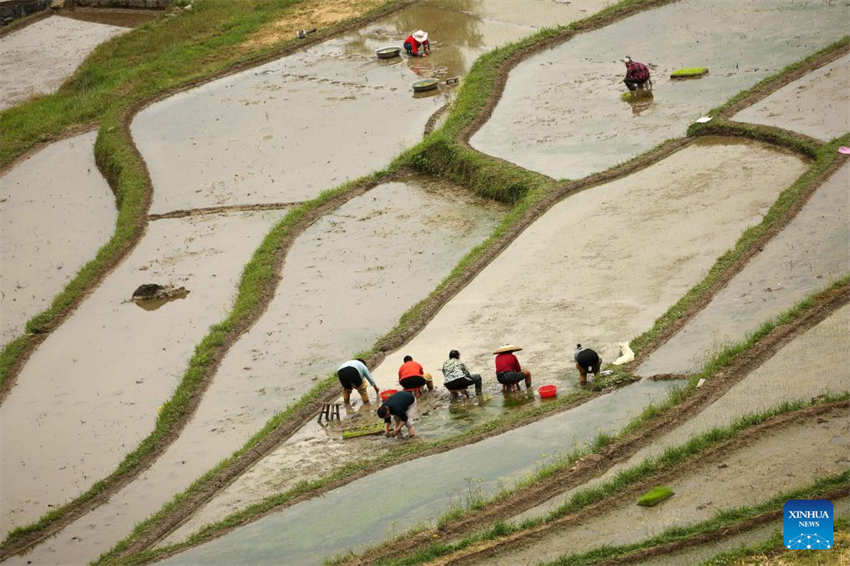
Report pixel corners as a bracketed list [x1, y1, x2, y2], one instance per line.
[412, 78, 439, 92]
[376, 46, 401, 59]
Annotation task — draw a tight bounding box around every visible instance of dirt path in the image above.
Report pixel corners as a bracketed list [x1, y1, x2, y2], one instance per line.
[0, 131, 116, 346]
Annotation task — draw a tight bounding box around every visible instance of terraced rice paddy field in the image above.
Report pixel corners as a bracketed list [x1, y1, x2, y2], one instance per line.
[0, 0, 847, 565]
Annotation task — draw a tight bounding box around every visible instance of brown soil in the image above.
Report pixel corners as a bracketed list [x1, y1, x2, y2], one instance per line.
[431, 401, 850, 566]
[336, 282, 849, 566]
[148, 201, 304, 221]
[241, 0, 385, 51]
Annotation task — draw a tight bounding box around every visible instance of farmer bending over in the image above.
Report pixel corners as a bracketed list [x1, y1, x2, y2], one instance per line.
[377, 390, 417, 438]
[336, 358, 380, 405]
[574, 344, 602, 387]
[404, 29, 430, 57]
[398, 354, 434, 396]
[622, 56, 650, 91]
[494, 345, 532, 392]
[442, 349, 483, 398]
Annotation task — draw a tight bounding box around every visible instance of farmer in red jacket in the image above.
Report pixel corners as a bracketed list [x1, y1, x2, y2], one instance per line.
[404, 29, 431, 57]
[623, 56, 650, 91]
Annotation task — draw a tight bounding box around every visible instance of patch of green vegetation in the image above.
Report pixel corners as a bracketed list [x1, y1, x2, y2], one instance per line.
[636, 485, 674, 506]
[671, 67, 708, 78]
[621, 90, 653, 101]
[341, 421, 385, 439]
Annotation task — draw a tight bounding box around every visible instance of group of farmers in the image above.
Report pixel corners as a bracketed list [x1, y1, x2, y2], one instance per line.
[336, 344, 602, 438]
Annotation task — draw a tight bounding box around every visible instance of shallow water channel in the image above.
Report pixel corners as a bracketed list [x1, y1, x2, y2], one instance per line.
[638, 161, 850, 377]
[0, 131, 116, 346]
[470, 0, 850, 179]
[514, 302, 850, 523]
[732, 52, 850, 142]
[0, 15, 125, 111]
[159, 379, 677, 565]
[134, 0, 580, 215]
[487, 406, 850, 565]
[7, 176, 503, 565]
[0, 211, 282, 537]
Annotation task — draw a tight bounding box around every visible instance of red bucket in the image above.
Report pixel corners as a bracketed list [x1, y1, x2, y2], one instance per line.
[538, 385, 557, 399]
[380, 389, 399, 401]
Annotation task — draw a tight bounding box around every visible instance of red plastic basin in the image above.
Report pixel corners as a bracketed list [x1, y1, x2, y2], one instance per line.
[538, 385, 557, 398]
[380, 389, 399, 401]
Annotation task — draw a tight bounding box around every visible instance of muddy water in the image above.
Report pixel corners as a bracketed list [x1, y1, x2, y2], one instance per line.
[513, 303, 850, 523]
[352, 140, 804, 405]
[733, 53, 850, 142]
[470, 0, 850, 179]
[635, 498, 850, 566]
[6, 178, 502, 565]
[0, 131, 116, 346]
[487, 406, 850, 565]
[0, 211, 282, 537]
[0, 15, 124, 111]
[136, 0, 573, 214]
[638, 161, 850, 377]
[158, 379, 677, 565]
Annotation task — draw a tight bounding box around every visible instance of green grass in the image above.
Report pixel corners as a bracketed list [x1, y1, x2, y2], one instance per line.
[671, 67, 709, 78]
[636, 485, 674, 506]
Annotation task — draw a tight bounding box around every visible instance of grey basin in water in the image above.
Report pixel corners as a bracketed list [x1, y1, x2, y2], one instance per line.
[413, 78, 439, 92]
[375, 46, 401, 59]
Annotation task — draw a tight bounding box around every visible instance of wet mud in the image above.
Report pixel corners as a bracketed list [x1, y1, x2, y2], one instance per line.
[514, 302, 850, 523]
[7, 177, 502, 564]
[58, 7, 160, 29]
[635, 497, 850, 566]
[486, 406, 850, 565]
[732, 52, 850, 142]
[638, 161, 850, 377]
[135, 0, 558, 215]
[0, 131, 117, 346]
[157, 379, 677, 565]
[0, 211, 283, 537]
[363, 139, 805, 404]
[0, 15, 125, 111]
[470, 0, 850, 179]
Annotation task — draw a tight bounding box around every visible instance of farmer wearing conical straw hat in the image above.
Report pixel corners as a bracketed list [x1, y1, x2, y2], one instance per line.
[493, 345, 532, 392]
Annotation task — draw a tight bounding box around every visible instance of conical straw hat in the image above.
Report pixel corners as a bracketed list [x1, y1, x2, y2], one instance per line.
[493, 344, 522, 354]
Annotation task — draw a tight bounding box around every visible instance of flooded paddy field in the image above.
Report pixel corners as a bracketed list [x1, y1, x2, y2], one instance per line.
[514, 303, 850, 523]
[638, 161, 850, 377]
[7, 176, 503, 565]
[484, 405, 850, 565]
[366, 139, 804, 398]
[157, 379, 677, 564]
[134, 0, 565, 215]
[0, 131, 116, 346]
[470, 0, 850, 179]
[635, 497, 850, 566]
[0, 15, 125, 111]
[732, 52, 850, 142]
[0, 211, 282, 536]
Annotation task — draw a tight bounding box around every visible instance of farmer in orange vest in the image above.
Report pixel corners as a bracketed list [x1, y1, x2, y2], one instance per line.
[398, 354, 434, 396]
